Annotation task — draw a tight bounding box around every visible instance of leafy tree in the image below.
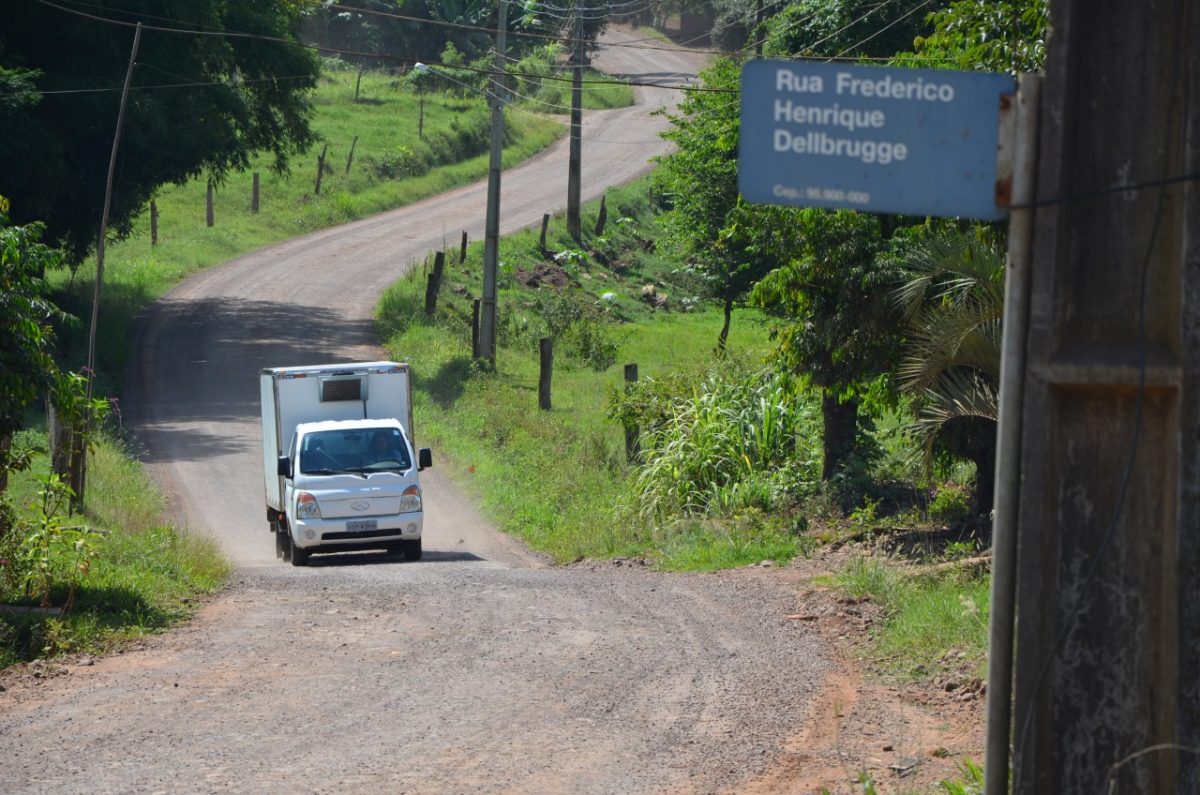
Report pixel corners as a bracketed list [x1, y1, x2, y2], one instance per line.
[761, 0, 938, 60]
[910, 0, 1048, 74]
[0, 1, 321, 263]
[655, 57, 781, 352]
[751, 209, 905, 482]
[0, 199, 68, 494]
[893, 226, 1004, 513]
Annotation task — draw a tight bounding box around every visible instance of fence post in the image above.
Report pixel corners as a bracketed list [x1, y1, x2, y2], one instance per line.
[594, 193, 608, 236]
[539, 213, 550, 255]
[150, 199, 158, 245]
[472, 299, 481, 358]
[539, 338, 553, 410]
[345, 136, 358, 175]
[251, 172, 260, 213]
[206, 182, 214, 227]
[424, 250, 446, 318]
[314, 143, 328, 195]
[460, 230, 468, 264]
[624, 363, 640, 463]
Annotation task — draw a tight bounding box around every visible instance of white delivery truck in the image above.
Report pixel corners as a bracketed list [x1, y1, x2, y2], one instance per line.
[260, 362, 432, 566]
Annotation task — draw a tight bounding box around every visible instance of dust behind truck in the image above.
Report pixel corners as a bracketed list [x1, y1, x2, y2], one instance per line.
[260, 362, 432, 566]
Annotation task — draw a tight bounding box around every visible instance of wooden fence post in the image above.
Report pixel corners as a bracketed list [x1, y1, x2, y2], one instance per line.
[594, 193, 608, 236]
[472, 299, 481, 358]
[460, 230, 468, 263]
[424, 251, 446, 317]
[150, 199, 158, 245]
[206, 182, 214, 227]
[345, 136, 358, 175]
[539, 213, 550, 254]
[251, 172, 260, 214]
[314, 143, 328, 195]
[624, 363, 640, 463]
[539, 338, 553, 410]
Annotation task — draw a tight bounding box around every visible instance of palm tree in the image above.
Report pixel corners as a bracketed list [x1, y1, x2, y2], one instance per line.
[893, 228, 1004, 515]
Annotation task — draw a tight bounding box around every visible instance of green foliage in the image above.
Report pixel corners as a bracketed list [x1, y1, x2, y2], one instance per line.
[16, 475, 101, 611]
[1, 433, 228, 667]
[893, 226, 1004, 509]
[751, 208, 902, 393]
[0, 202, 69, 463]
[761, 0, 938, 60]
[912, 0, 1048, 74]
[940, 758, 985, 794]
[655, 58, 781, 349]
[928, 482, 973, 526]
[625, 368, 819, 521]
[1, 0, 321, 262]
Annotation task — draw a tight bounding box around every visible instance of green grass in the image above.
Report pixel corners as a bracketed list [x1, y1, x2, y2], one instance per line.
[1, 431, 229, 668]
[830, 555, 990, 681]
[379, 179, 798, 568]
[47, 66, 566, 392]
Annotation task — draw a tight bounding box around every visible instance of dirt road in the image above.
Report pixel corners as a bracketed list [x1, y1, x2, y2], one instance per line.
[0, 29, 846, 794]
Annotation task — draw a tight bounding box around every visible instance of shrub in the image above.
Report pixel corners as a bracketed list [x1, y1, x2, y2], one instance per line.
[623, 368, 820, 520]
[929, 481, 973, 525]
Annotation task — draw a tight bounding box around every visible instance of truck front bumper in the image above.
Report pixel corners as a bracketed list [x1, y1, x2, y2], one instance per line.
[291, 514, 423, 550]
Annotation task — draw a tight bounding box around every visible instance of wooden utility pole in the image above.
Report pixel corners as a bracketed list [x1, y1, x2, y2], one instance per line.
[79, 22, 142, 510]
[1009, 2, 1199, 792]
[566, 5, 583, 242]
[478, 0, 508, 364]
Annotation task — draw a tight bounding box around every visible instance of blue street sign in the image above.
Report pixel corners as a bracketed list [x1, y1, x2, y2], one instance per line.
[739, 61, 1015, 220]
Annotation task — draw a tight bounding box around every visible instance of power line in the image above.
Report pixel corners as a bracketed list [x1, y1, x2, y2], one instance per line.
[30, 0, 730, 94]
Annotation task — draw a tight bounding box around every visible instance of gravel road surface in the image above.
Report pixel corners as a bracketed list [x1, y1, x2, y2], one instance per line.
[0, 29, 835, 794]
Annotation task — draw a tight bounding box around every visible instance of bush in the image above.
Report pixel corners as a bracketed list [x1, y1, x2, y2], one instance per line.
[929, 481, 973, 525]
[621, 368, 820, 520]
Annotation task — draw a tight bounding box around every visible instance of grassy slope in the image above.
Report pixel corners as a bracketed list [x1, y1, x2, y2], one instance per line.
[380, 179, 792, 566]
[1, 431, 228, 667]
[49, 67, 567, 388]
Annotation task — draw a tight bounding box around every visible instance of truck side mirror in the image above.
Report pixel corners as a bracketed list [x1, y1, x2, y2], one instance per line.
[277, 456, 293, 478]
[418, 448, 433, 471]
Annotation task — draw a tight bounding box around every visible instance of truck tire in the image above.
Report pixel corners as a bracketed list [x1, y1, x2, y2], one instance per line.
[401, 538, 422, 562]
[290, 535, 310, 567]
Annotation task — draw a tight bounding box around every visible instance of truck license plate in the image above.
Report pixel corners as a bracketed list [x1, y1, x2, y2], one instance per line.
[346, 519, 378, 533]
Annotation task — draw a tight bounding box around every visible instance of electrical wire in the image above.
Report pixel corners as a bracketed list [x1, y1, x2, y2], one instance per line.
[29, 0, 732, 94]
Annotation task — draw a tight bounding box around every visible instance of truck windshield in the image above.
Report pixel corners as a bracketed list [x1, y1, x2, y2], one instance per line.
[299, 428, 412, 474]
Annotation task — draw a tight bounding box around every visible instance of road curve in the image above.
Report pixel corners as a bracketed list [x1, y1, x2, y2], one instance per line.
[0, 29, 832, 795]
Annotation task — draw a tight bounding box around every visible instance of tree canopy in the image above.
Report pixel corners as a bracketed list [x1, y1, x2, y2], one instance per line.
[0, 0, 321, 262]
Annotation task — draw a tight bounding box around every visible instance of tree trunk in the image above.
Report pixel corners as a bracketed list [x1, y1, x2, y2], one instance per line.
[717, 295, 733, 354]
[971, 442, 997, 519]
[821, 392, 858, 481]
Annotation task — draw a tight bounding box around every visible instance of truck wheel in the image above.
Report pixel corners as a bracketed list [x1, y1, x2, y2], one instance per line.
[289, 533, 309, 567]
[402, 538, 422, 562]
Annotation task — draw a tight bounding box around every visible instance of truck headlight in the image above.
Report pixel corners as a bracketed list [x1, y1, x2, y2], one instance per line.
[296, 491, 322, 519]
[398, 484, 422, 514]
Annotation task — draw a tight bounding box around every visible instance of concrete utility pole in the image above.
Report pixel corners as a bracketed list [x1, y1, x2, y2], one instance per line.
[566, 5, 584, 242]
[479, 0, 508, 364]
[1009, 1, 1199, 792]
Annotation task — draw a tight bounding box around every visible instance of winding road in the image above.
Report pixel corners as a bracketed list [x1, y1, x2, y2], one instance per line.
[0, 29, 834, 794]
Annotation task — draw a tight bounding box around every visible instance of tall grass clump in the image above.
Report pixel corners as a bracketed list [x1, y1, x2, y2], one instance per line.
[623, 368, 820, 520]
